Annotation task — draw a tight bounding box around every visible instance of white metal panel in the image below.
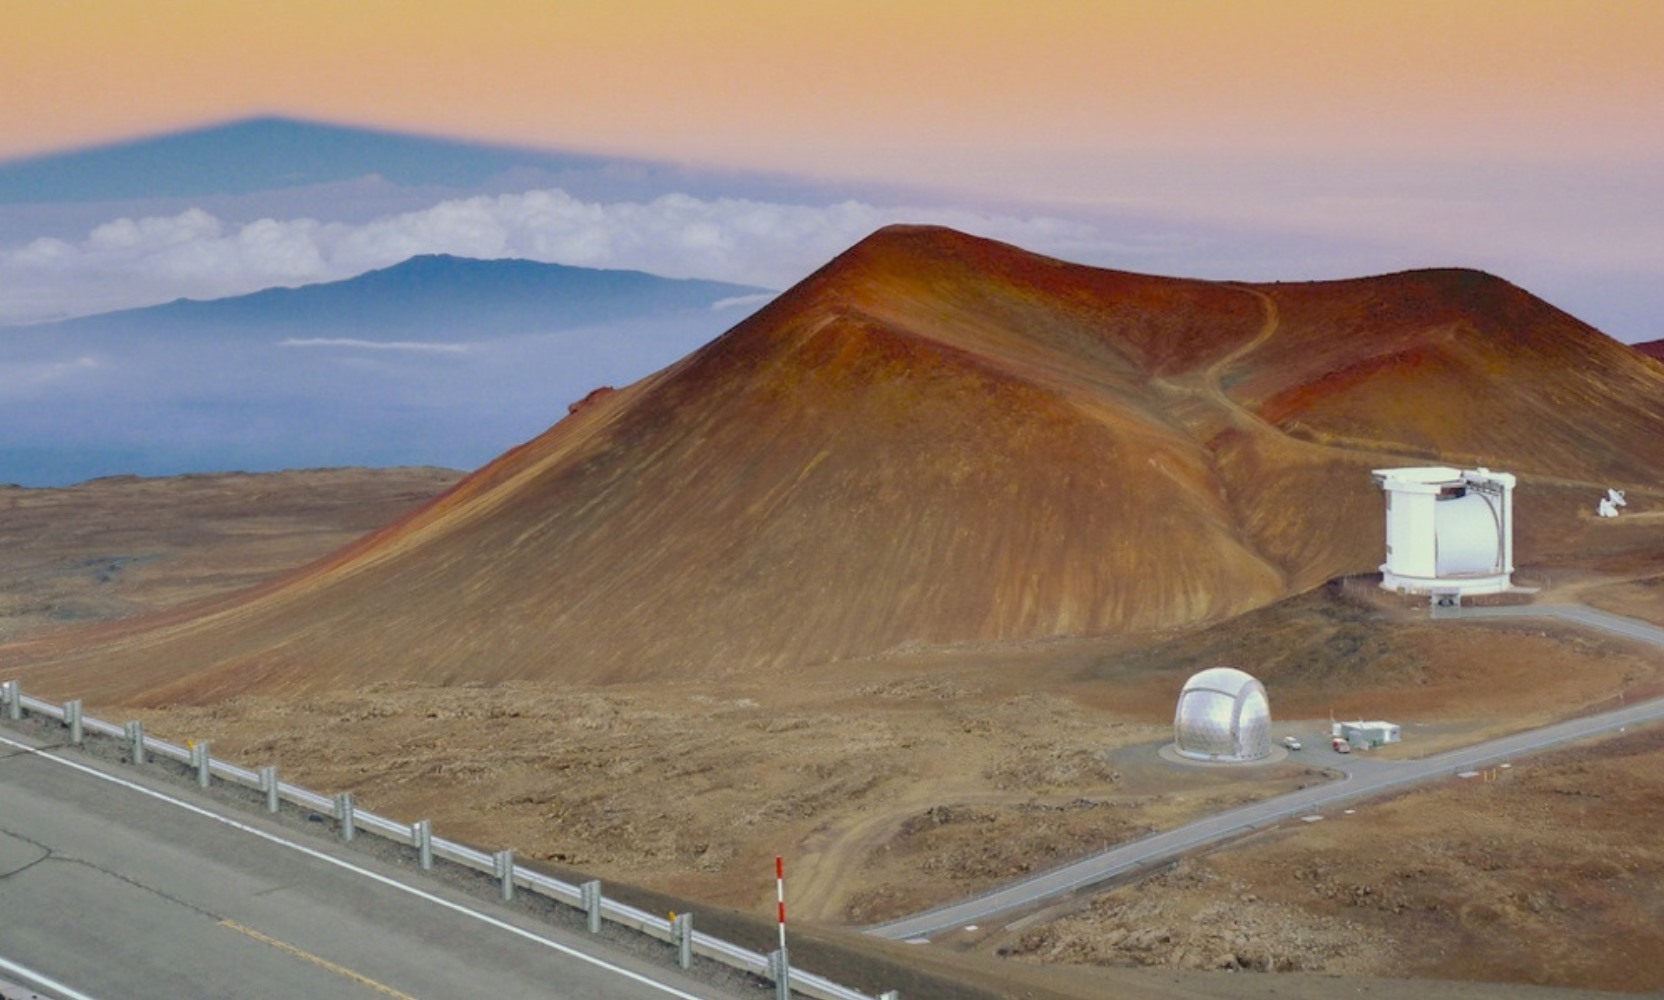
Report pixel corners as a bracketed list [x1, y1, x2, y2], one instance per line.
[1434, 493, 1501, 575]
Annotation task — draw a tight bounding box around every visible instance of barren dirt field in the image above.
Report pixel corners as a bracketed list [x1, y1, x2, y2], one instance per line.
[111, 581, 1664, 945]
[0, 468, 460, 639]
[1001, 723, 1664, 993]
[5, 471, 1664, 998]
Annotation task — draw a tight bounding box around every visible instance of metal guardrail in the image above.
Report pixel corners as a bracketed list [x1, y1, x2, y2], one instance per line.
[0, 681, 889, 1000]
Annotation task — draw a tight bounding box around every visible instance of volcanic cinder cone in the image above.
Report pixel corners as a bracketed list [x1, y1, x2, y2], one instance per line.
[13, 226, 1664, 704]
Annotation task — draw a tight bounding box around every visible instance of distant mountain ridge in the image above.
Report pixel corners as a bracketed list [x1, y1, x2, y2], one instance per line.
[0, 254, 771, 486]
[44, 255, 770, 340]
[1635, 339, 1664, 363]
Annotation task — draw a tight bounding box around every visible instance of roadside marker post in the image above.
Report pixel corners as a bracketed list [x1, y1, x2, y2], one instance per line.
[671, 912, 693, 969]
[124, 720, 145, 764]
[412, 819, 433, 870]
[260, 765, 280, 813]
[581, 880, 603, 933]
[193, 740, 212, 788]
[494, 850, 515, 902]
[774, 855, 790, 1000]
[337, 792, 356, 842]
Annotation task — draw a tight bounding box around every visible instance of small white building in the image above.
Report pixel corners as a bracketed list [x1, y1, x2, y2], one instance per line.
[1373, 466, 1515, 599]
[1333, 720, 1401, 749]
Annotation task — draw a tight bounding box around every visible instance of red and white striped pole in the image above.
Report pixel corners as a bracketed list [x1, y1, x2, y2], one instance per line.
[773, 855, 790, 999]
[775, 855, 788, 955]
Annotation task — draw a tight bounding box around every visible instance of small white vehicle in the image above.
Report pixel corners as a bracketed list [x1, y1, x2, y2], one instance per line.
[1281, 736, 1302, 751]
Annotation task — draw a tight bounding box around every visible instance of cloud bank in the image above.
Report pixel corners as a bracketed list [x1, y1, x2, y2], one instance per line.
[280, 338, 471, 354]
[3, 177, 1657, 342]
[0, 190, 1113, 325]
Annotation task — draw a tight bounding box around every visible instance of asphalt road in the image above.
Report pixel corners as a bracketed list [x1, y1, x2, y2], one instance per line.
[0, 728, 744, 1000]
[1430, 602, 1664, 646]
[870, 603, 1664, 941]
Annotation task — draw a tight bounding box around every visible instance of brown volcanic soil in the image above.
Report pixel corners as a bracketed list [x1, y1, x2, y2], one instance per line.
[0, 468, 459, 640]
[1002, 723, 1664, 994]
[107, 579, 1664, 931]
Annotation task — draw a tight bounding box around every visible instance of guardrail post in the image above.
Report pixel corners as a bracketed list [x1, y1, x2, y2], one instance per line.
[494, 850, 515, 902]
[411, 819, 433, 870]
[2, 680, 20, 721]
[768, 948, 790, 1000]
[193, 740, 212, 788]
[125, 720, 146, 764]
[336, 792, 356, 842]
[672, 912, 693, 969]
[581, 880, 602, 933]
[260, 765, 280, 813]
[64, 699, 83, 744]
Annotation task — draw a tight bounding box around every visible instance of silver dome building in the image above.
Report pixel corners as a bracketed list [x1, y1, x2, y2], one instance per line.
[1173, 667, 1272, 762]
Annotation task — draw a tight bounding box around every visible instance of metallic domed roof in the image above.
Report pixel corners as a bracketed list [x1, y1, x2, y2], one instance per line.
[1174, 666, 1271, 762]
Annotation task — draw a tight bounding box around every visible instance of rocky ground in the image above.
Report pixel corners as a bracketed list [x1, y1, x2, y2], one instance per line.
[4, 469, 1663, 997]
[1000, 723, 1664, 993]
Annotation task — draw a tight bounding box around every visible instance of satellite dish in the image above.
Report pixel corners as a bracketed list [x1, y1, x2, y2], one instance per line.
[1607, 488, 1628, 507]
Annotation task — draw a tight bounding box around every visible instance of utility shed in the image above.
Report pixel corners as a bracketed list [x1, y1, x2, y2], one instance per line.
[1333, 720, 1401, 749]
[1373, 466, 1515, 599]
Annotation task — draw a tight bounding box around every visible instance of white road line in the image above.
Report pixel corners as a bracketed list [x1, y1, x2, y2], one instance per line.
[0, 733, 709, 1000]
[0, 953, 100, 1000]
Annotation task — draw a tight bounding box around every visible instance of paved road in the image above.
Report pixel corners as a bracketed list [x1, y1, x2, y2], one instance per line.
[870, 603, 1664, 941]
[0, 729, 740, 1000]
[1430, 602, 1664, 645]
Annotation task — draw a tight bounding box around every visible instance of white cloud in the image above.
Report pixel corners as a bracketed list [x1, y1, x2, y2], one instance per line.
[0, 355, 100, 397]
[0, 190, 1111, 325]
[711, 292, 778, 311]
[280, 338, 470, 354]
[7, 179, 1656, 341]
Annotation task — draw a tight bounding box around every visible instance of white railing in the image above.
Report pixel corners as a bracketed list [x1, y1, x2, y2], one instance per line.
[0, 681, 892, 1000]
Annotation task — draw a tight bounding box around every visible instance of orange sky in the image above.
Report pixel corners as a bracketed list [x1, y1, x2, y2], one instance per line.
[5, 0, 1660, 202]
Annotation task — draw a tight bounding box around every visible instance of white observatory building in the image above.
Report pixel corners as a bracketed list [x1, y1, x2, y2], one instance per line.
[1173, 667, 1272, 762]
[1373, 466, 1516, 599]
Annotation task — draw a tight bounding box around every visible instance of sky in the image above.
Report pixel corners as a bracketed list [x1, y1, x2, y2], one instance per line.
[2, 1, 1660, 338]
[6, 1, 1660, 175]
[0, 1, 1660, 484]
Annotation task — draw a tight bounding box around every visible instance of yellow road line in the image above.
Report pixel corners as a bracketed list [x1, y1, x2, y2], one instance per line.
[218, 918, 418, 1000]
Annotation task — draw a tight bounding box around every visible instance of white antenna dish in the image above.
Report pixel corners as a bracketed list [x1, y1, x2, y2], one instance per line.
[1607, 488, 1627, 507]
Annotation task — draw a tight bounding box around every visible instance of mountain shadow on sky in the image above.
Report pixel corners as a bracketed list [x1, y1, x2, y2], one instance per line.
[0, 116, 871, 208]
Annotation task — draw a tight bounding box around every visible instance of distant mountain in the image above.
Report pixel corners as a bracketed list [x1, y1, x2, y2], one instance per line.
[0, 256, 770, 486]
[1634, 338, 1664, 363]
[16, 226, 1664, 703]
[47, 255, 770, 340]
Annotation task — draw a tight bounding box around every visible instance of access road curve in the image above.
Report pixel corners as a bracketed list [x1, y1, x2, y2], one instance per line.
[870, 603, 1664, 942]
